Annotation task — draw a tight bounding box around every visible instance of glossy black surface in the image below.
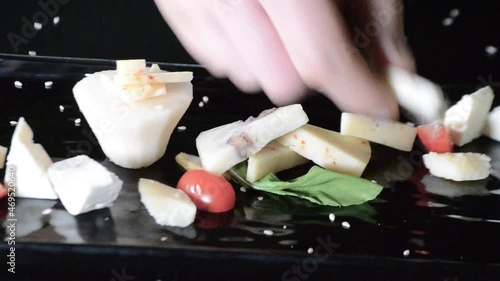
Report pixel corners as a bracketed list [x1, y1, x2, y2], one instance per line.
[0, 55, 499, 280]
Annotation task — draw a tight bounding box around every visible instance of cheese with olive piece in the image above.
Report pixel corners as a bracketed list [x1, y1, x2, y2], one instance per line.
[246, 141, 309, 182]
[277, 124, 371, 177]
[340, 113, 417, 151]
[423, 152, 491, 181]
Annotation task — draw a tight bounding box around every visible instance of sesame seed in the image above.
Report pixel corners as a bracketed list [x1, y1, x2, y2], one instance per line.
[328, 213, 336, 222]
[403, 249, 410, 257]
[307, 248, 314, 254]
[34, 22, 42, 30]
[486, 45, 498, 56]
[198, 101, 204, 108]
[442, 17, 454, 26]
[263, 229, 274, 236]
[202, 96, 209, 103]
[341, 221, 351, 229]
[283, 225, 287, 229]
[257, 196, 263, 201]
[9, 121, 18, 126]
[177, 126, 187, 131]
[28, 51, 37, 56]
[449, 9, 460, 18]
[240, 187, 247, 192]
[53, 16, 60, 25]
[74, 118, 81, 125]
[41, 208, 52, 215]
[371, 180, 378, 184]
[14, 81, 23, 89]
[161, 237, 168, 242]
[59, 105, 65, 112]
[45, 81, 53, 89]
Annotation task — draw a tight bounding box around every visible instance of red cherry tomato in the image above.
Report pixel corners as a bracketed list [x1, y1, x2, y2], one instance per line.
[177, 170, 235, 213]
[417, 124, 454, 153]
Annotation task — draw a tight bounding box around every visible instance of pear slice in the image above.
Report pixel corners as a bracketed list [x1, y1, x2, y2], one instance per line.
[4, 118, 57, 199]
[196, 104, 309, 176]
[73, 70, 193, 169]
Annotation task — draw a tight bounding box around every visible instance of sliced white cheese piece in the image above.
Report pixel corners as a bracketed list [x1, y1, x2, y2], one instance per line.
[114, 72, 194, 85]
[196, 104, 309, 176]
[0, 145, 7, 169]
[277, 124, 371, 177]
[246, 141, 309, 182]
[138, 178, 196, 227]
[4, 118, 57, 199]
[387, 66, 447, 124]
[483, 106, 500, 142]
[48, 155, 123, 216]
[422, 152, 491, 181]
[74, 70, 193, 169]
[340, 113, 417, 151]
[444, 86, 494, 146]
[116, 59, 146, 75]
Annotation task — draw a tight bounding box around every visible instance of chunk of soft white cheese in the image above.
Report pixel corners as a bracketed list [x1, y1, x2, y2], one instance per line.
[196, 104, 309, 176]
[423, 152, 491, 181]
[4, 118, 57, 199]
[387, 66, 447, 124]
[246, 141, 309, 182]
[0, 145, 7, 169]
[483, 106, 500, 142]
[116, 59, 146, 75]
[73, 70, 193, 169]
[138, 178, 196, 227]
[48, 155, 123, 216]
[114, 72, 194, 85]
[444, 86, 494, 146]
[118, 83, 168, 103]
[340, 113, 417, 151]
[278, 124, 371, 177]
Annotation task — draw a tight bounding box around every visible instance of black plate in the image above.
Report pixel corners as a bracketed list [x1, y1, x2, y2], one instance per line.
[1, 54, 500, 281]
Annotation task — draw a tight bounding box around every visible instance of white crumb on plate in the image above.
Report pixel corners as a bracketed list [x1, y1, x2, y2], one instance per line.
[442, 17, 454, 26]
[329, 213, 336, 222]
[14, 81, 22, 89]
[29, 51, 37, 56]
[104, 217, 110, 221]
[161, 237, 168, 242]
[263, 229, 274, 236]
[34, 22, 42, 30]
[45, 81, 53, 89]
[283, 225, 287, 229]
[257, 196, 263, 201]
[240, 187, 247, 192]
[41, 208, 52, 215]
[53, 16, 60, 25]
[59, 105, 65, 112]
[403, 249, 410, 257]
[198, 101, 204, 108]
[341, 221, 351, 229]
[202, 96, 209, 103]
[9, 121, 18, 126]
[307, 247, 314, 254]
[177, 126, 187, 132]
[450, 9, 460, 18]
[485, 45, 498, 56]
[74, 118, 81, 125]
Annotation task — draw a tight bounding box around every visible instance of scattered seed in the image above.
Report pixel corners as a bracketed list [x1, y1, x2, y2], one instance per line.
[328, 213, 336, 223]
[9, 121, 18, 126]
[14, 81, 23, 89]
[45, 81, 53, 89]
[403, 249, 410, 257]
[202, 96, 209, 103]
[442, 17, 454, 26]
[283, 225, 287, 229]
[263, 229, 274, 236]
[177, 126, 187, 132]
[449, 9, 460, 18]
[28, 51, 37, 56]
[161, 236, 168, 242]
[307, 248, 314, 254]
[485, 45, 498, 56]
[198, 101, 204, 108]
[34, 22, 42, 30]
[59, 105, 65, 112]
[53, 16, 60, 25]
[371, 180, 378, 184]
[74, 118, 82, 125]
[257, 196, 263, 201]
[341, 221, 351, 229]
[240, 187, 247, 193]
[41, 208, 52, 215]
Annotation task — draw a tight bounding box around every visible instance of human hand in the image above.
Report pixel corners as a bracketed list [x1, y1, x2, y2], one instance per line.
[155, 0, 415, 119]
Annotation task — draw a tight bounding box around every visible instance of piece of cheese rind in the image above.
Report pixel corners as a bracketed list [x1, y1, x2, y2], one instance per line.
[114, 72, 194, 85]
[246, 141, 309, 182]
[422, 152, 491, 181]
[4, 118, 57, 199]
[48, 155, 123, 216]
[138, 178, 196, 227]
[483, 106, 500, 142]
[196, 104, 309, 176]
[0, 145, 7, 169]
[73, 70, 193, 169]
[278, 124, 371, 177]
[340, 113, 417, 152]
[444, 86, 494, 146]
[388, 66, 447, 124]
[116, 59, 146, 75]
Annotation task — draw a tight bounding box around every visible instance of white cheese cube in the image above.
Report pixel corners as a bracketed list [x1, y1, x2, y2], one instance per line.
[116, 59, 146, 75]
[423, 152, 491, 181]
[246, 141, 309, 182]
[196, 104, 309, 176]
[444, 86, 494, 146]
[483, 106, 500, 142]
[48, 155, 123, 216]
[0, 145, 7, 169]
[138, 178, 196, 227]
[4, 118, 57, 199]
[277, 124, 371, 177]
[387, 66, 447, 124]
[340, 113, 417, 151]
